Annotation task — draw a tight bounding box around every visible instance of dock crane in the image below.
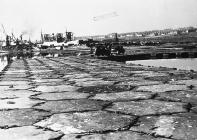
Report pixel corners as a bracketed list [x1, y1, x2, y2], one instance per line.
[1, 24, 7, 36]
[1, 24, 11, 46]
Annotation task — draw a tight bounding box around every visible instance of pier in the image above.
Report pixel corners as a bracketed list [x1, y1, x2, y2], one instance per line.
[125, 46, 197, 59]
[95, 45, 197, 62]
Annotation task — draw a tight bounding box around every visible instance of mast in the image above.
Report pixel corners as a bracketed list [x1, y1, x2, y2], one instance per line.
[41, 29, 44, 43]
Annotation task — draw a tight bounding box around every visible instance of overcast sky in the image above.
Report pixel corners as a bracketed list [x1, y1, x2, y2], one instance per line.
[0, 0, 197, 40]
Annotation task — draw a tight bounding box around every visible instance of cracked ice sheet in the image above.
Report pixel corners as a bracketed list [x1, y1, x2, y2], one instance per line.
[3, 70, 28, 74]
[68, 77, 102, 82]
[63, 73, 92, 79]
[0, 85, 33, 93]
[90, 91, 154, 101]
[0, 126, 63, 140]
[0, 90, 42, 109]
[130, 113, 197, 140]
[0, 77, 29, 81]
[136, 84, 187, 92]
[61, 131, 171, 140]
[156, 90, 197, 105]
[32, 85, 79, 93]
[0, 109, 51, 127]
[29, 70, 54, 74]
[0, 74, 28, 78]
[32, 78, 65, 83]
[0, 97, 43, 109]
[4, 85, 33, 90]
[0, 90, 39, 99]
[35, 111, 136, 134]
[105, 99, 187, 116]
[133, 71, 168, 77]
[31, 92, 89, 100]
[170, 79, 197, 90]
[0, 81, 31, 86]
[33, 99, 110, 113]
[75, 80, 114, 87]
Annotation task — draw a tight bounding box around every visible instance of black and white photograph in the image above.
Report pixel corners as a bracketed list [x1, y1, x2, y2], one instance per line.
[0, 0, 197, 139]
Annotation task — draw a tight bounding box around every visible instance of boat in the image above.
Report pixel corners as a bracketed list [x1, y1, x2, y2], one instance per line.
[39, 32, 74, 50]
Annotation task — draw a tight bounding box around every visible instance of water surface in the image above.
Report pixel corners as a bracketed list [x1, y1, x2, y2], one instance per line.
[0, 55, 8, 72]
[127, 58, 197, 71]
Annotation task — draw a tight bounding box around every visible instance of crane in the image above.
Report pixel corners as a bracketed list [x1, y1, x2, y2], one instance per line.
[1, 24, 12, 46]
[11, 33, 17, 41]
[1, 24, 7, 36]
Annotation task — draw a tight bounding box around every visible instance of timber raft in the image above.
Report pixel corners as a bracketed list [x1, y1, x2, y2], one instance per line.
[0, 52, 197, 139]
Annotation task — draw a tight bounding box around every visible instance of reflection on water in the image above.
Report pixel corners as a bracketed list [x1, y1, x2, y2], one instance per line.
[0, 55, 8, 72]
[0, 52, 34, 72]
[127, 58, 197, 71]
